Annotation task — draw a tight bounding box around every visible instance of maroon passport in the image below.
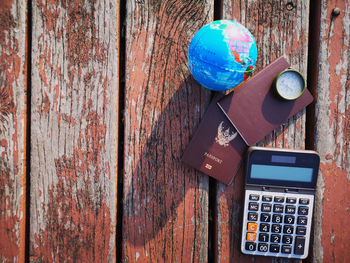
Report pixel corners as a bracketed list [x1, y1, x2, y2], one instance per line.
[182, 93, 247, 185]
[218, 57, 314, 146]
[182, 57, 313, 185]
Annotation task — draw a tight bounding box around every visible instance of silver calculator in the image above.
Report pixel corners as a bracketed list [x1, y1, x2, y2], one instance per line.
[241, 147, 320, 259]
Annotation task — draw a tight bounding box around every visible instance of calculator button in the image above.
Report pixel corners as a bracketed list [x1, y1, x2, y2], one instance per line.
[294, 236, 306, 255]
[285, 205, 296, 214]
[299, 198, 310, 205]
[297, 216, 308, 225]
[274, 196, 284, 203]
[271, 224, 282, 233]
[272, 214, 283, 224]
[286, 197, 296, 204]
[270, 234, 281, 243]
[258, 243, 269, 252]
[273, 204, 284, 213]
[296, 226, 307, 235]
[261, 203, 272, 212]
[245, 242, 256, 251]
[246, 232, 257, 242]
[260, 213, 271, 222]
[249, 202, 259, 211]
[249, 194, 259, 201]
[248, 212, 258, 221]
[281, 245, 292, 254]
[298, 206, 309, 215]
[259, 233, 269, 242]
[247, 222, 258, 231]
[282, 235, 293, 244]
[284, 215, 295, 224]
[260, 223, 270, 232]
[283, 225, 294, 234]
[269, 244, 280, 253]
[262, 195, 272, 202]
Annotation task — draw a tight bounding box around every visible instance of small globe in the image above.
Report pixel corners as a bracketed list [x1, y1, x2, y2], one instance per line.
[188, 20, 257, 91]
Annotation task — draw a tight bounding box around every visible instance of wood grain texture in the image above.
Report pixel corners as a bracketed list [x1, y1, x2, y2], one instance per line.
[312, 1, 350, 262]
[215, 1, 310, 262]
[122, 0, 213, 261]
[0, 0, 27, 262]
[30, 0, 119, 262]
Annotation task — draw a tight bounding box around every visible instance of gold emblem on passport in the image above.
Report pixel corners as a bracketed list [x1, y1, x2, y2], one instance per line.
[215, 121, 237, 147]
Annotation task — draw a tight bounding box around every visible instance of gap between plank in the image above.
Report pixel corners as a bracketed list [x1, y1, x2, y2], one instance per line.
[25, 0, 33, 261]
[116, 0, 127, 262]
[305, 0, 321, 152]
[208, 0, 222, 261]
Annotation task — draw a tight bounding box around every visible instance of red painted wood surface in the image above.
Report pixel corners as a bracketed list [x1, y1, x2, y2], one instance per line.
[122, 0, 213, 261]
[29, 1, 119, 262]
[215, 1, 310, 262]
[0, 0, 27, 262]
[311, 1, 350, 262]
[0, 0, 349, 262]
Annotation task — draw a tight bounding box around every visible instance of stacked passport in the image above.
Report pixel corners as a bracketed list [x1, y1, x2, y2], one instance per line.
[182, 57, 313, 185]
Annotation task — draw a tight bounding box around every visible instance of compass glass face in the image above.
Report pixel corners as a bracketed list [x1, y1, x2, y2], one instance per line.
[276, 70, 305, 100]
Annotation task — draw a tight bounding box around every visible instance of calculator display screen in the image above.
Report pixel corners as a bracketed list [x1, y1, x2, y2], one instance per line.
[246, 148, 320, 188]
[251, 164, 313, 182]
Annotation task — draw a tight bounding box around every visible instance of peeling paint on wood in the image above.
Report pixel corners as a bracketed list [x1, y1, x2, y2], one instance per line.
[0, 0, 27, 262]
[1, 0, 349, 261]
[122, 0, 213, 261]
[30, 0, 119, 262]
[313, 1, 350, 262]
[215, 1, 310, 262]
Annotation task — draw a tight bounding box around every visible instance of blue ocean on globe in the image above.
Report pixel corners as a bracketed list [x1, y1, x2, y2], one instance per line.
[188, 20, 257, 91]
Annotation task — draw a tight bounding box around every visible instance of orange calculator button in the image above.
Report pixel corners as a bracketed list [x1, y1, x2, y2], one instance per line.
[247, 222, 258, 232]
[246, 232, 257, 242]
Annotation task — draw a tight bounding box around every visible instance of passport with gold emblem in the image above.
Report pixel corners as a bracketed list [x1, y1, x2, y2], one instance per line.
[182, 57, 313, 185]
[182, 93, 246, 185]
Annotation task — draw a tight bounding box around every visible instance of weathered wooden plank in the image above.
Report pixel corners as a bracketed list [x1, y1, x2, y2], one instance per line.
[215, 1, 310, 262]
[312, 2, 350, 262]
[122, 0, 213, 261]
[0, 0, 27, 262]
[30, 0, 119, 262]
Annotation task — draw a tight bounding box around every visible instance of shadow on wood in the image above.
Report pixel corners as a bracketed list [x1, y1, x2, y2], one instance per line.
[122, 75, 210, 260]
